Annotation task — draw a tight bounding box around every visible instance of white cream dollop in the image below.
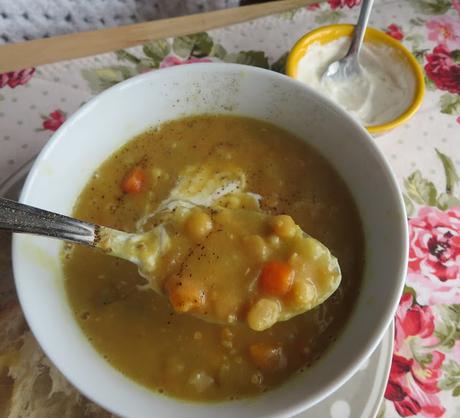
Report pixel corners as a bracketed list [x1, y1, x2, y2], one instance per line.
[296, 37, 416, 126]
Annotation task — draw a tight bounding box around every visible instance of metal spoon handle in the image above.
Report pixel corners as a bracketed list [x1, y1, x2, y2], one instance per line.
[347, 0, 374, 57]
[0, 197, 97, 245]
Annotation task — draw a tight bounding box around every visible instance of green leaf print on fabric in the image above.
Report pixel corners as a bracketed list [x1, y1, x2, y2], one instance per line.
[437, 193, 460, 210]
[224, 51, 269, 68]
[405, 170, 438, 206]
[439, 93, 460, 115]
[452, 50, 460, 63]
[173, 33, 213, 58]
[82, 66, 138, 94]
[278, 7, 303, 21]
[411, 48, 429, 64]
[403, 285, 418, 301]
[403, 193, 415, 216]
[81, 32, 277, 93]
[209, 43, 228, 60]
[314, 10, 343, 24]
[436, 149, 460, 193]
[403, 150, 460, 212]
[409, 17, 426, 26]
[409, 0, 452, 15]
[115, 50, 141, 64]
[434, 305, 460, 350]
[413, 350, 434, 368]
[143, 39, 171, 65]
[405, 34, 425, 49]
[425, 75, 437, 91]
[270, 52, 289, 73]
[440, 360, 460, 390]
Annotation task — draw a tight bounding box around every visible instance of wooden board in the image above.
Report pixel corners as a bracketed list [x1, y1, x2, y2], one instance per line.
[0, 0, 313, 72]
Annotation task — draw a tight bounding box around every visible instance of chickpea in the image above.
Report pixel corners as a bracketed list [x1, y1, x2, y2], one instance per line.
[289, 279, 315, 307]
[226, 195, 241, 209]
[299, 237, 324, 260]
[214, 209, 232, 224]
[185, 210, 213, 241]
[247, 298, 281, 331]
[267, 235, 280, 248]
[243, 235, 268, 261]
[269, 215, 296, 238]
[288, 252, 300, 267]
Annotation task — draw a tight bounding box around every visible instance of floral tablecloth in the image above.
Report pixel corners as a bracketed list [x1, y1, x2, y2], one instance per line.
[1, 0, 460, 417]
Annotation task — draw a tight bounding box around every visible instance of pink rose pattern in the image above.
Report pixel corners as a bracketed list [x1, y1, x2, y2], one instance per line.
[425, 45, 460, 95]
[386, 292, 446, 417]
[41, 110, 66, 132]
[383, 201, 460, 417]
[355, 6, 460, 416]
[159, 56, 212, 69]
[382, 204, 460, 418]
[386, 24, 405, 41]
[0, 68, 35, 89]
[422, 12, 460, 101]
[406, 207, 460, 305]
[426, 16, 460, 49]
[307, 3, 321, 11]
[327, 0, 361, 9]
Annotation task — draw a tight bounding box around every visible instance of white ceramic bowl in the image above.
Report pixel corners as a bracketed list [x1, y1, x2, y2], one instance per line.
[12, 63, 407, 418]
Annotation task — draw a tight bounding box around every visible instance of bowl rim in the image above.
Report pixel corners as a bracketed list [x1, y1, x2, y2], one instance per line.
[285, 23, 425, 135]
[12, 62, 408, 417]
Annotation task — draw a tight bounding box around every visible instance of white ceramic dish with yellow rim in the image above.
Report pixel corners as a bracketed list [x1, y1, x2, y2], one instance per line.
[286, 24, 425, 135]
[12, 63, 407, 417]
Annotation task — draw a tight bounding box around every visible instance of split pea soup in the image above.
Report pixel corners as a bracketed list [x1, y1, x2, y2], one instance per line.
[63, 114, 364, 402]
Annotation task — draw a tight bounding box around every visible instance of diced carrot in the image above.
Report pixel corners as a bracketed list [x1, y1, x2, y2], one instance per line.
[165, 276, 206, 313]
[258, 261, 294, 296]
[121, 167, 145, 194]
[249, 342, 286, 371]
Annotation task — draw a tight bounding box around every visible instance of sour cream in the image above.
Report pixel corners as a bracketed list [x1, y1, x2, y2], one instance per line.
[296, 37, 416, 126]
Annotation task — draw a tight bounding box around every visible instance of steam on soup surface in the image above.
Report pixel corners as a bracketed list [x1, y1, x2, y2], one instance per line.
[63, 115, 364, 402]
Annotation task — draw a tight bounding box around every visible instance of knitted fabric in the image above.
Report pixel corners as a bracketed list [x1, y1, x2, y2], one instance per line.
[0, 0, 240, 44]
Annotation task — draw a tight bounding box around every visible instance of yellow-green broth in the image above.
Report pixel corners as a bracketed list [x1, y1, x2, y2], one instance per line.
[63, 115, 364, 402]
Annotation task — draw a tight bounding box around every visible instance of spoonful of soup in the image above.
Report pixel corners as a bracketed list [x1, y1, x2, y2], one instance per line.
[0, 166, 341, 331]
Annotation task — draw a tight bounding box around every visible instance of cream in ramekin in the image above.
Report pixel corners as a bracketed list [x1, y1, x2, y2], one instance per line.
[286, 25, 425, 135]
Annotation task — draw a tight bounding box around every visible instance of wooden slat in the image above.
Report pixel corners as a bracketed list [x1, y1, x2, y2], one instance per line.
[0, 0, 312, 72]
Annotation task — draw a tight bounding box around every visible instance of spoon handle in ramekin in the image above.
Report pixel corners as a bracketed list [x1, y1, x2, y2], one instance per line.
[347, 0, 375, 58]
[0, 197, 97, 245]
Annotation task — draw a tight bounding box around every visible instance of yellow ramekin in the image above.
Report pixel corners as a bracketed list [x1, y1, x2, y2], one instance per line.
[286, 24, 425, 135]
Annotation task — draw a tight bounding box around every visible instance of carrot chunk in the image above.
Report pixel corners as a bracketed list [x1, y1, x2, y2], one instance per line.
[165, 276, 206, 313]
[121, 167, 145, 194]
[258, 261, 294, 296]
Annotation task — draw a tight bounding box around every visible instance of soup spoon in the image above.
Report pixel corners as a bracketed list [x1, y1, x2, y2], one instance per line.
[0, 196, 341, 331]
[322, 0, 374, 83]
[0, 197, 149, 258]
